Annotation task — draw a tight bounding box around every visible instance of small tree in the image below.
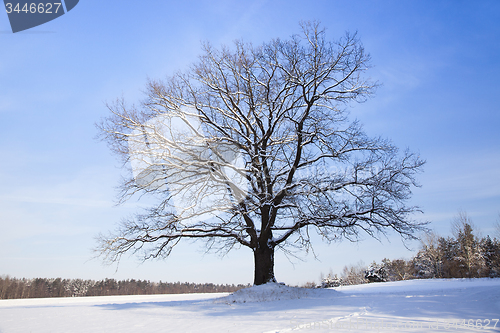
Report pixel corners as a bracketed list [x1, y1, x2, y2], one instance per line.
[413, 231, 443, 278]
[365, 261, 387, 282]
[321, 273, 343, 288]
[480, 235, 500, 277]
[96, 22, 426, 285]
[452, 212, 483, 278]
[340, 262, 369, 285]
[382, 258, 414, 281]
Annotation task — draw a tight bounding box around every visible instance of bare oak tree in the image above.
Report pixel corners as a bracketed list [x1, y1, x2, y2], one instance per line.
[96, 22, 426, 285]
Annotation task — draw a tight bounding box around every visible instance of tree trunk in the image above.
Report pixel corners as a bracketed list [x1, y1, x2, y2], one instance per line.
[253, 241, 277, 285]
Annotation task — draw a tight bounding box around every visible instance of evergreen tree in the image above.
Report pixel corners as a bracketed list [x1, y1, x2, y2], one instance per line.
[365, 262, 387, 282]
[481, 236, 500, 277]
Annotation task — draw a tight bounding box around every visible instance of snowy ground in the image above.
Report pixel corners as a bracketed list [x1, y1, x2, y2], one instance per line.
[0, 278, 499, 332]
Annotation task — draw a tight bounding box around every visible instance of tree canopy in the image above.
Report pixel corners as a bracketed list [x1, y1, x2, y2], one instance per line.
[96, 22, 426, 285]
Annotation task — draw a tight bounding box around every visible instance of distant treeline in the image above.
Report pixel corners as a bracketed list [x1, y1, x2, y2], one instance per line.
[320, 214, 500, 288]
[0, 277, 250, 299]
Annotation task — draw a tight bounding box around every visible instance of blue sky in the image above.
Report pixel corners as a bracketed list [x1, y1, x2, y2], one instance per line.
[1, 0, 499, 285]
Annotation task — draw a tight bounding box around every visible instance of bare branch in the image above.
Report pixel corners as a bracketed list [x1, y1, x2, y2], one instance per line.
[95, 22, 426, 285]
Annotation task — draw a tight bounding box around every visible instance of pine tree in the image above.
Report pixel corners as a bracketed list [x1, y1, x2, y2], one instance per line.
[481, 236, 500, 277]
[454, 222, 483, 278]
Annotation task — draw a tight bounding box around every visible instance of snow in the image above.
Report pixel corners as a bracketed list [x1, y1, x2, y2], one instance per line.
[214, 282, 335, 303]
[1, 279, 499, 332]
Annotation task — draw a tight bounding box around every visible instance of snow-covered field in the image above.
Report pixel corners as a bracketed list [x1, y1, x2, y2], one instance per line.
[0, 279, 499, 332]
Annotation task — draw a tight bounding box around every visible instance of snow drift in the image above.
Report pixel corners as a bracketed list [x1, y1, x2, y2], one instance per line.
[214, 282, 336, 303]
